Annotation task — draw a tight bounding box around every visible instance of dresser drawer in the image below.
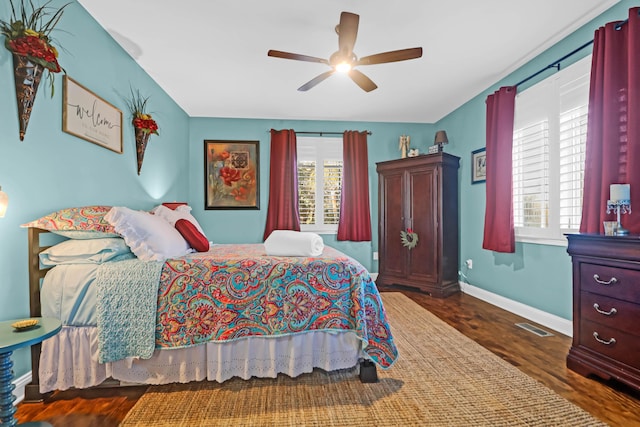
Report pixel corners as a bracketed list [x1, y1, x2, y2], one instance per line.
[580, 263, 640, 303]
[579, 319, 640, 369]
[580, 292, 640, 336]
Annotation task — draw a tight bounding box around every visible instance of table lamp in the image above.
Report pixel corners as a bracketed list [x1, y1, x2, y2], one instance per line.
[606, 183, 631, 235]
[429, 130, 449, 154]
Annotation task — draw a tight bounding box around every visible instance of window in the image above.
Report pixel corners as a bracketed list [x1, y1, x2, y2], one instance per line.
[297, 137, 343, 233]
[512, 55, 590, 245]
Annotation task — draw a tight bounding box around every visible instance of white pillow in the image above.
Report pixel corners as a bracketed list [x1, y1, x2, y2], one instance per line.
[152, 204, 205, 233]
[104, 207, 190, 261]
[39, 238, 133, 266]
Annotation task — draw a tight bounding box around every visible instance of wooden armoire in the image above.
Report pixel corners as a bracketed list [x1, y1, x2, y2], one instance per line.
[376, 153, 460, 297]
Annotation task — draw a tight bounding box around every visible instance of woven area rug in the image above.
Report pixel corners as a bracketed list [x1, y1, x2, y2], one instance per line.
[120, 292, 605, 427]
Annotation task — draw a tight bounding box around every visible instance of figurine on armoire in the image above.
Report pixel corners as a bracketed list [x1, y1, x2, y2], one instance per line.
[399, 135, 410, 158]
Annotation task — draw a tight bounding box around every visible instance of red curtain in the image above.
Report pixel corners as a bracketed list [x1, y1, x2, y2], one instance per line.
[263, 129, 300, 240]
[483, 86, 517, 253]
[337, 131, 372, 241]
[580, 7, 640, 234]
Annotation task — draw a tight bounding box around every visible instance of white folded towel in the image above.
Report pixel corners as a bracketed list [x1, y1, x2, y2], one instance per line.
[264, 230, 324, 257]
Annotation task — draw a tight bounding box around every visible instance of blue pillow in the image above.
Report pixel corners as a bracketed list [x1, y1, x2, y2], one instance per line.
[39, 238, 134, 266]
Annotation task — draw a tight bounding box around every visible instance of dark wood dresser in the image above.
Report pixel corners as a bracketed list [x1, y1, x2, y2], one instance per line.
[376, 153, 459, 297]
[566, 233, 640, 391]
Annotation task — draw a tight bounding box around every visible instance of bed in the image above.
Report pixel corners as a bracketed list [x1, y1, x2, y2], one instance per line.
[22, 206, 398, 400]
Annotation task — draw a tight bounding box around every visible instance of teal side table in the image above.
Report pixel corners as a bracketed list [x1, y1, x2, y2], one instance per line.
[0, 317, 61, 427]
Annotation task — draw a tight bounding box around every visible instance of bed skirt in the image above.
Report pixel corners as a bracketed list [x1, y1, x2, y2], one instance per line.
[39, 326, 366, 393]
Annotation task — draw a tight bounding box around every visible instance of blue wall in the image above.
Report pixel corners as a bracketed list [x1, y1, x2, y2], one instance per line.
[434, 1, 635, 320]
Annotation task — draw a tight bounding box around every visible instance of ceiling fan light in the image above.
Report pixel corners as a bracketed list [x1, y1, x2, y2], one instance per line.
[270, 11, 418, 91]
[336, 62, 351, 73]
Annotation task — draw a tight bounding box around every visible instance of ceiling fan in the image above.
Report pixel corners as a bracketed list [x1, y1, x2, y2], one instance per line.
[267, 11, 422, 92]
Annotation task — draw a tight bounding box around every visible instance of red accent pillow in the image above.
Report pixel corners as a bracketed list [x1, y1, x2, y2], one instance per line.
[175, 219, 210, 252]
[162, 202, 188, 210]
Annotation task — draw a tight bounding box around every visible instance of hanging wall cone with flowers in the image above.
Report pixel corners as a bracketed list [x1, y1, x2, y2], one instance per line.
[124, 88, 160, 175]
[0, 0, 69, 141]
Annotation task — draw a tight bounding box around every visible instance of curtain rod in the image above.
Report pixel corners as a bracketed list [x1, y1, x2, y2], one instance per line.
[515, 13, 636, 89]
[514, 40, 593, 88]
[266, 130, 372, 136]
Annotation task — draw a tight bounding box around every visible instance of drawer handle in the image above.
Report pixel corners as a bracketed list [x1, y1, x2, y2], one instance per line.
[593, 303, 617, 316]
[592, 274, 617, 285]
[593, 332, 616, 346]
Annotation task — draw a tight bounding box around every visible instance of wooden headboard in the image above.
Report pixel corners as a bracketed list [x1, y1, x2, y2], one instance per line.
[25, 227, 53, 401]
[27, 227, 53, 318]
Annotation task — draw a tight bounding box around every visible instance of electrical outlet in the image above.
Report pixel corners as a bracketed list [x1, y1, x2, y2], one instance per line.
[373, 251, 379, 260]
[465, 259, 473, 269]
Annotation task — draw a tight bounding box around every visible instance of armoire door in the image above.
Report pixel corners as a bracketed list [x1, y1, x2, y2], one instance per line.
[406, 165, 439, 284]
[379, 167, 407, 278]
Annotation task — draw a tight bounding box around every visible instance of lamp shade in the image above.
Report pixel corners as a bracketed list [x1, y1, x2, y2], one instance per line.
[0, 186, 8, 218]
[610, 184, 630, 202]
[434, 130, 449, 145]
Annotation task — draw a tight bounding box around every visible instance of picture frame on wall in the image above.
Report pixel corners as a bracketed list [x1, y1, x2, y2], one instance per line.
[62, 76, 123, 153]
[471, 147, 487, 184]
[204, 140, 260, 210]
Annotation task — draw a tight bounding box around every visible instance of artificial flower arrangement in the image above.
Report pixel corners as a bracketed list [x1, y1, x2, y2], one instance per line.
[400, 228, 419, 250]
[124, 88, 159, 174]
[0, 0, 69, 96]
[125, 88, 160, 136]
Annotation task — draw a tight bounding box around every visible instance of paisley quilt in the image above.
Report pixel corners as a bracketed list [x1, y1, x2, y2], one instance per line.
[155, 244, 398, 368]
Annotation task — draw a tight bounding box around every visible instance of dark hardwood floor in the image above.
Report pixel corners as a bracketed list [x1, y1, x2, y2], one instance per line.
[15, 289, 640, 426]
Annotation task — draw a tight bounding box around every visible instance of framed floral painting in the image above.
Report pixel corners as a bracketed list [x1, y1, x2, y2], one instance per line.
[204, 140, 259, 210]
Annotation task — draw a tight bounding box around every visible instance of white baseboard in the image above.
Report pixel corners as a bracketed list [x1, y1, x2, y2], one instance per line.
[13, 371, 31, 405]
[460, 281, 573, 337]
[370, 274, 570, 336]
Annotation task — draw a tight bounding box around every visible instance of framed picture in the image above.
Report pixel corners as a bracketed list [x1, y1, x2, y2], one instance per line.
[204, 140, 260, 210]
[471, 147, 487, 184]
[62, 76, 123, 153]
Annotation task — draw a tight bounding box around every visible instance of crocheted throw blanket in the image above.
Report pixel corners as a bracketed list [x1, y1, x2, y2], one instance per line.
[95, 258, 164, 363]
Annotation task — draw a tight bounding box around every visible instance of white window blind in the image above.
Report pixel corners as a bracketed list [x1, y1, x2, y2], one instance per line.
[513, 121, 549, 229]
[512, 55, 590, 245]
[559, 104, 588, 230]
[297, 137, 343, 233]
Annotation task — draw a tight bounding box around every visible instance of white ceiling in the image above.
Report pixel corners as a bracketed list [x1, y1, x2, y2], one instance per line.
[77, 0, 617, 124]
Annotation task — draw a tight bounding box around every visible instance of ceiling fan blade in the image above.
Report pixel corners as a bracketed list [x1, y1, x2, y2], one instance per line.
[355, 47, 423, 66]
[298, 70, 336, 91]
[337, 12, 359, 56]
[348, 69, 377, 92]
[268, 50, 329, 64]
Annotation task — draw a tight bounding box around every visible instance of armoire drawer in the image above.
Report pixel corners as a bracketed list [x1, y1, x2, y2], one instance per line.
[580, 291, 640, 336]
[579, 319, 640, 369]
[580, 263, 640, 303]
